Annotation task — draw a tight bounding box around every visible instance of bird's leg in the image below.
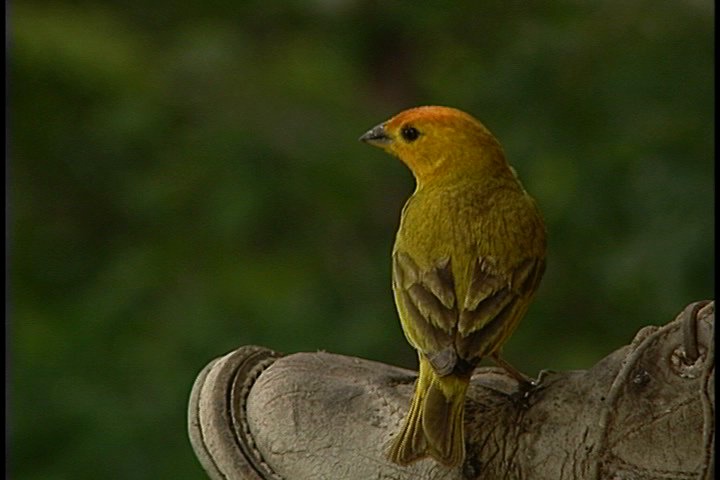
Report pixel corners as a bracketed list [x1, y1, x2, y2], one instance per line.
[489, 353, 537, 391]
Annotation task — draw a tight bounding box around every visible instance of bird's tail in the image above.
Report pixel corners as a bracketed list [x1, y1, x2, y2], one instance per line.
[387, 356, 470, 467]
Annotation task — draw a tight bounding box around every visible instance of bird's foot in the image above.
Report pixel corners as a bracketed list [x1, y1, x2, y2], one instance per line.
[490, 354, 551, 396]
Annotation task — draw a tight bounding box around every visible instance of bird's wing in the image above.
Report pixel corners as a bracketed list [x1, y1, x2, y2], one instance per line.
[393, 252, 458, 375]
[455, 256, 545, 360]
[393, 251, 545, 371]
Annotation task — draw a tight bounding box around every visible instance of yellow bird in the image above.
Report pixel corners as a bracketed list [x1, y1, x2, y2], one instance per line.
[360, 106, 547, 467]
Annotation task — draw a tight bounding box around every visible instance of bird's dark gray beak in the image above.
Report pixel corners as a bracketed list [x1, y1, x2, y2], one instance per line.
[359, 123, 392, 146]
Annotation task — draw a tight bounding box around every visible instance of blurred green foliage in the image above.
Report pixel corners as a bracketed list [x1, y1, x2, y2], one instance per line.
[10, 1, 713, 478]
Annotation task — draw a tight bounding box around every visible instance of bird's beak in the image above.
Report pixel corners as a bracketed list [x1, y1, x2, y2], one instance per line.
[359, 123, 392, 146]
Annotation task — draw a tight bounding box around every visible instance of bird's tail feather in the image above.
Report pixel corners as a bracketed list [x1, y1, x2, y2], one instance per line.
[387, 357, 469, 467]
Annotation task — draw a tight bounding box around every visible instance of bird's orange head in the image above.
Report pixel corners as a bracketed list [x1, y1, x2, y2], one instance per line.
[359, 106, 507, 186]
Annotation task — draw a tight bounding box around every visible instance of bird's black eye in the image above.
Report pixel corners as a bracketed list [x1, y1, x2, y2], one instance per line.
[401, 126, 420, 142]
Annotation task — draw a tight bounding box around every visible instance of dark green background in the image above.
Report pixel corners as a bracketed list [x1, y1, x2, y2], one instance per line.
[10, 1, 713, 478]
